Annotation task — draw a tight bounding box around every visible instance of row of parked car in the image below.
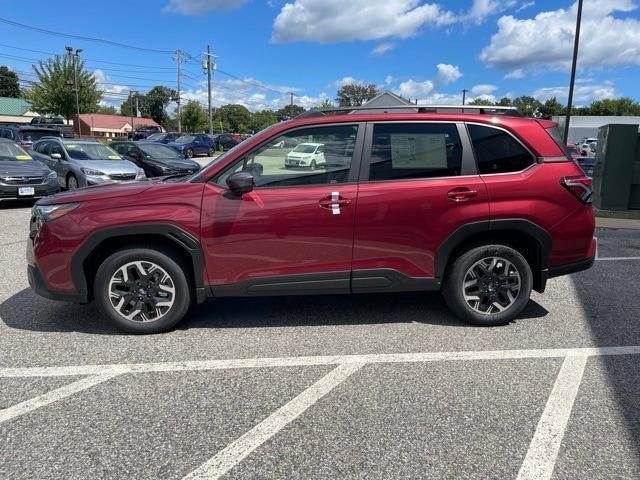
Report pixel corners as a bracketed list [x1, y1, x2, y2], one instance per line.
[0, 133, 206, 203]
[130, 126, 244, 157]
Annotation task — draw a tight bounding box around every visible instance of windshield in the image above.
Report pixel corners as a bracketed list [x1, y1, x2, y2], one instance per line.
[146, 133, 166, 141]
[21, 130, 58, 142]
[175, 135, 194, 144]
[292, 144, 317, 154]
[65, 143, 122, 160]
[139, 144, 182, 159]
[0, 142, 31, 161]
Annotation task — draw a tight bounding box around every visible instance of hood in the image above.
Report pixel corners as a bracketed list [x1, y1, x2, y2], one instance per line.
[166, 141, 191, 149]
[70, 159, 139, 174]
[146, 157, 200, 169]
[39, 180, 153, 205]
[0, 159, 50, 177]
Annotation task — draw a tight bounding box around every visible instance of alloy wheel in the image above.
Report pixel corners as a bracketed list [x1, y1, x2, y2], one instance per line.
[462, 256, 521, 315]
[67, 176, 78, 190]
[108, 261, 175, 323]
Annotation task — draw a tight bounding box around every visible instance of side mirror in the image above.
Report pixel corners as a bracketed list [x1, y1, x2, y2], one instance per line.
[226, 171, 254, 195]
[51, 153, 62, 160]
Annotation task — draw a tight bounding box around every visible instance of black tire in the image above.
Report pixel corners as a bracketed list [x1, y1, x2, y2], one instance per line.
[442, 244, 532, 326]
[208, 147, 215, 156]
[310, 160, 317, 171]
[93, 248, 192, 334]
[67, 174, 79, 190]
[185, 148, 194, 158]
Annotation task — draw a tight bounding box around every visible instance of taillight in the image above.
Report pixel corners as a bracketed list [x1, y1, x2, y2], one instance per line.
[19, 141, 32, 149]
[561, 176, 592, 204]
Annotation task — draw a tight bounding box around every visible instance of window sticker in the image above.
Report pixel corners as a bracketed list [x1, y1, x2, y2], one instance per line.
[16, 154, 31, 160]
[390, 134, 447, 169]
[108, 155, 120, 160]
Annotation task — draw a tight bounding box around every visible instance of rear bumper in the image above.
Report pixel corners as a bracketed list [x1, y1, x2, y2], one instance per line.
[547, 255, 595, 279]
[27, 264, 86, 303]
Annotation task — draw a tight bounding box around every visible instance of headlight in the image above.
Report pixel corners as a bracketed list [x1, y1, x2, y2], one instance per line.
[47, 171, 57, 180]
[30, 203, 79, 238]
[81, 168, 105, 176]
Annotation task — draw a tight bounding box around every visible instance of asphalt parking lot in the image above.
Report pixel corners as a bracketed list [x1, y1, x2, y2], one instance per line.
[1, 203, 639, 480]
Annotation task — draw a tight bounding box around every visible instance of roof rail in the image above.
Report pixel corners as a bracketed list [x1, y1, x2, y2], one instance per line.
[297, 104, 523, 118]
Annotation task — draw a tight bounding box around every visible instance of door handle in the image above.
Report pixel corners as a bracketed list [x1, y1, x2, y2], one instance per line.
[319, 192, 351, 214]
[447, 188, 478, 202]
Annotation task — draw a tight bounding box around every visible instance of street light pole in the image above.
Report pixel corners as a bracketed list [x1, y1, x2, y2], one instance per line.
[563, 0, 584, 144]
[462, 89, 468, 105]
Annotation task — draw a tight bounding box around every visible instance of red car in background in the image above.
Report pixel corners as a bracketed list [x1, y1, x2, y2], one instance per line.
[27, 106, 595, 333]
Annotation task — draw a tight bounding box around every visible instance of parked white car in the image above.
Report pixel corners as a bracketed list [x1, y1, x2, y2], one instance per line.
[285, 142, 325, 170]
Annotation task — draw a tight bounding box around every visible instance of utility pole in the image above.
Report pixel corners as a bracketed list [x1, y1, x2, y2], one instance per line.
[290, 92, 294, 107]
[204, 45, 216, 134]
[462, 89, 469, 105]
[66, 46, 83, 136]
[175, 49, 184, 133]
[563, 0, 584, 144]
[129, 90, 136, 135]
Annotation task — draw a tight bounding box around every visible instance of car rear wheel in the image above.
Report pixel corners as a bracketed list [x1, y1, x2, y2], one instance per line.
[185, 148, 194, 158]
[208, 147, 215, 156]
[67, 174, 79, 190]
[94, 248, 192, 334]
[442, 244, 532, 326]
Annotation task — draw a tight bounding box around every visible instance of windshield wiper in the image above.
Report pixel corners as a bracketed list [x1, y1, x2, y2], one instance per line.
[161, 173, 191, 182]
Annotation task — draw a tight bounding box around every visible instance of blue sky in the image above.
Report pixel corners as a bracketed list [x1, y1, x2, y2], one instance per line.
[1, 0, 638, 111]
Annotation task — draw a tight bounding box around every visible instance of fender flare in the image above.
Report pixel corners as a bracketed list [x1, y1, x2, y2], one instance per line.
[435, 219, 552, 284]
[70, 223, 207, 303]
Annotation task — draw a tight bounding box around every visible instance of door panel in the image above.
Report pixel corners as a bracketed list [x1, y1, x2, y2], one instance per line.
[201, 183, 358, 289]
[352, 121, 489, 282]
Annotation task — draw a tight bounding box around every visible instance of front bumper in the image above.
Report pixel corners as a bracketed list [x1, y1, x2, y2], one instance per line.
[0, 184, 60, 201]
[27, 264, 86, 303]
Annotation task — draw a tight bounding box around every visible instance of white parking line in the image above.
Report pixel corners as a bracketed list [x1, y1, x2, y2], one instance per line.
[1, 346, 639, 379]
[183, 363, 363, 480]
[516, 355, 588, 480]
[0, 373, 119, 424]
[595, 257, 640, 261]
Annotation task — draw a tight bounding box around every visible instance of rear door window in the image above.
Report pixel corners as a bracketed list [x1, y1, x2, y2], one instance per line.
[366, 123, 463, 181]
[467, 124, 535, 174]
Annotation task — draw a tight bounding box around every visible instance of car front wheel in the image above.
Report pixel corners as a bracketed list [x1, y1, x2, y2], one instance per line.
[94, 248, 192, 334]
[185, 148, 194, 158]
[442, 244, 532, 326]
[67, 174, 79, 190]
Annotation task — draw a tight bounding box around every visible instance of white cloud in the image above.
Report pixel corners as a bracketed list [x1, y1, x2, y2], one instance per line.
[435, 63, 462, 85]
[397, 79, 435, 99]
[533, 82, 618, 102]
[331, 76, 365, 88]
[471, 84, 498, 95]
[480, 0, 640, 70]
[384, 75, 396, 85]
[371, 43, 396, 56]
[272, 0, 456, 43]
[93, 70, 131, 108]
[162, 0, 246, 15]
[516, 1, 535, 12]
[462, 0, 517, 25]
[504, 68, 525, 79]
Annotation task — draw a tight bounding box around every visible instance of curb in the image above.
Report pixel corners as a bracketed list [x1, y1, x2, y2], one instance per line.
[596, 217, 640, 230]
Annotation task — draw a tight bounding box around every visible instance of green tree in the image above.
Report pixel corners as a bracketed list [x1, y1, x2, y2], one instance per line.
[467, 97, 494, 106]
[0, 66, 21, 98]
[145, 85, 176, 126]
[512, 96, 542, 117]
[181, 100, 208, 132]
[335, 83, 379, 107]
[275, 104, 305, 121]
[496, 97, 513, 106]
[586, 97, 640, 116]
[215, 104, 252, 133]
[250, 109, 278, 132]
[538, 97, 565, 119]
[320, 98, 334, 108]
[94, 104, 118, 115]
[24, 54, 102, 122]
[120, 92, 149, 118]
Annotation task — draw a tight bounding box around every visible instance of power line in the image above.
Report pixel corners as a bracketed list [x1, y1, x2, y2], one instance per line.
[0, 16, 173, 54]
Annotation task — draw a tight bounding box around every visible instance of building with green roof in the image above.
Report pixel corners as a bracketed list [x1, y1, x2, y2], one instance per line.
[0, 97, 39, 125]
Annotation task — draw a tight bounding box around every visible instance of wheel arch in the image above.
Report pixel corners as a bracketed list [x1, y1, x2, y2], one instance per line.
[435, 219, 552, 293]
[71, 224, 207, 304]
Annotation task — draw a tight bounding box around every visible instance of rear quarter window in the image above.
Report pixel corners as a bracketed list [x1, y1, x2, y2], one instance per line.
[468, 124, 535, 174]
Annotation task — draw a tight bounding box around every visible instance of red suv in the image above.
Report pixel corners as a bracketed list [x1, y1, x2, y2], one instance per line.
[27, 106, 596, 333]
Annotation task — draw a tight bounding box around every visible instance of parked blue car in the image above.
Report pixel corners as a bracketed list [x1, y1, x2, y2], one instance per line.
[166, 133, 215, 158]
[144, 132, 183, 144]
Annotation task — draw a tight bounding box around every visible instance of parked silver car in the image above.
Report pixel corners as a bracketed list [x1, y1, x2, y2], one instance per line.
[31, 138, 145, 189]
